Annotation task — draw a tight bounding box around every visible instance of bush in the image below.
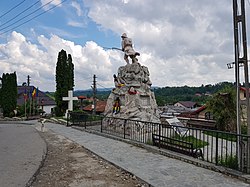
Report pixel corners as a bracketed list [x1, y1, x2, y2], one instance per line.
[218, 155, 238, 170]
[54, 106, 63, 117]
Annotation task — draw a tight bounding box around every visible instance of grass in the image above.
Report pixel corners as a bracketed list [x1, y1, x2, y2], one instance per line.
[203, 125, 248, 142]
[181, 136, 209, 148]
[218, 155, 238, 170]
[146, 139, 153, 145]
[203, 131, 237, 142]
[53, 116, 64, 120]
[172, 135, 209, 149]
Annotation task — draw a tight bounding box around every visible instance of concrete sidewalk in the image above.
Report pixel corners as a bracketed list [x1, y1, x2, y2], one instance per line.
[43, 122, 249, 187]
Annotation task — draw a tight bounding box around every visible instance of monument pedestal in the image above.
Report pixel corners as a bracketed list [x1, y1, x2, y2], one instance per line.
[104, 62, 160, 123]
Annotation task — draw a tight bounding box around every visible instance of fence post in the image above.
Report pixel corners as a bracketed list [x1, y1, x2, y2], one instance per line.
[159, 123, 161, 149]
[85, 115, 87, 129]
[101, 116, 103, 133]
[67, 112, 69, 127]
[124, 119, 127, 139]
[215, 131, 219, 165]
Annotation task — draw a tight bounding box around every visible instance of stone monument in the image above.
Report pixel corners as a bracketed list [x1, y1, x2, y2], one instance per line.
[104, 33, 160, 123]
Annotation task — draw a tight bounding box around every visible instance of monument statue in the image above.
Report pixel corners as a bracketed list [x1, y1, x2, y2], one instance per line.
[104, 33, 160, 123]
[121, 33, 140, 64]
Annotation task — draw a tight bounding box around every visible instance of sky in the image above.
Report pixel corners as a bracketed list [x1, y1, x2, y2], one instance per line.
[0, 0, 250, 92]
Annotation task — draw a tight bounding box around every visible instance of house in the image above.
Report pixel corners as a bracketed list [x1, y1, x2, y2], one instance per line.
[17, 86, 56, 114]
[195, 92, 202, 97]
[83, 100, 107, 114]
[174, 101, 198, 109]
[188, 105, 214, 120]
[177, 105, 214, 120]
[240, 87, 250, 100]
[177, 105, 216, 129]
[159, 105, 193, 117]
[159, 105, 194, 124]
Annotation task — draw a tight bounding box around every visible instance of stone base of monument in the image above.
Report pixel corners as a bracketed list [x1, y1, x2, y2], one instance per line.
[104, 62, 160, 123]
[102, 117, 160, 143]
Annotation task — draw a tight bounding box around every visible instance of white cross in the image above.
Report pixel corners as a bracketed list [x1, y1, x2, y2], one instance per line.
[63, 90, 78, 117]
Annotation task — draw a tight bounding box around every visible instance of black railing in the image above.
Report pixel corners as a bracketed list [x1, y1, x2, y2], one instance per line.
[67, 113, 250, 173]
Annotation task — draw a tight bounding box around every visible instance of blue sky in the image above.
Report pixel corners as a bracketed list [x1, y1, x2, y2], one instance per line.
[0, 0, 250, 91]
[0, 0, 120, 47]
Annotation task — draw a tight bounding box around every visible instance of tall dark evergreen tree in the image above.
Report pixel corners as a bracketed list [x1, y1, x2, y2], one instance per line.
[55, 49, 74, 116]
[67, 54, 74, 90]
[1, 72, 17, 117]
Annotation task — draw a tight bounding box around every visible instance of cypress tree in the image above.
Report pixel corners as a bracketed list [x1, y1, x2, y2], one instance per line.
[1, 72, 17, 117]
[67, 54, 74, 90]
[55, 49, 74, 116]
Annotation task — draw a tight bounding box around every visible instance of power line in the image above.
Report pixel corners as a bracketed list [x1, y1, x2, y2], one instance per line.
[75, 76, 93, 83]
[97, 83, 112, 91]
[0, 0, 55, 32]
[0, 0, 27, 19]
[0, 0, 68, 35]
[0, 0, 41, 29]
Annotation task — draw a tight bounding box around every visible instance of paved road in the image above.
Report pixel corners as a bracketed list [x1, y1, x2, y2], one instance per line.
[0, 123, 46, 187]
[42, 122, 250, 187]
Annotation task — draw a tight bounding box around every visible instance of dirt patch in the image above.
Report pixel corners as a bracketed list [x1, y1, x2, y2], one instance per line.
[30, 129, 149, 187]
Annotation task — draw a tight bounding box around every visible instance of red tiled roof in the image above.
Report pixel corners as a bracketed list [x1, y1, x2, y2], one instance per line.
[83, 101, 107, 113]
[177, 106, 206, 118]
[78, 95, 87, 99]
[191, 105, 206, 115]
[240, 87, 250, 92]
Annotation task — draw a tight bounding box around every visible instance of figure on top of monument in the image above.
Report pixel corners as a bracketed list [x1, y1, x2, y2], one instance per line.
[132, 57, 139, 64]
[121, 33, 140, 64]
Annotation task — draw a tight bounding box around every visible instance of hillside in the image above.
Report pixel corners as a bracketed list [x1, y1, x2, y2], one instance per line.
[46, 82, 234, 106]
[154, 82, 234, 106]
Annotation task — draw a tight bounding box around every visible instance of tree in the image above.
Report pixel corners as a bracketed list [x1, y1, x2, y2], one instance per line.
[67, 54, 74, 90]
[206, 85, 236, 132]
[0, 72, 17, 117]
[55, 49, 74, 116]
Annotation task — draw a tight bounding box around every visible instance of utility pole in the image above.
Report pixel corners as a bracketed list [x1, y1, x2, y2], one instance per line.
[27, 75, 32, 117]
[92, 74, 97, 115]
[27, 75, 30, 86]
[232, 0, 250, 172]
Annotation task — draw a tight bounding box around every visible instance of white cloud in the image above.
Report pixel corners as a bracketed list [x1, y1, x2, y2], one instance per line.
[0, 1, 246, 91]
[38, 25, 84, 39]
[67, 20, 85, 28]
[41, 0, 62, 10]
[83, 0, 237, 86]
[71, 1, 83, 16]
[0, 31, 122, 91]
[66, 1, 89, 29]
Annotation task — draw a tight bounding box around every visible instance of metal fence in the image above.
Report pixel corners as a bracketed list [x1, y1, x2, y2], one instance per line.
[67, 112, 250, 173]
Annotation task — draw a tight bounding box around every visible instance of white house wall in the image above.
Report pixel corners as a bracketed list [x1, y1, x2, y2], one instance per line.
[40, 105, 55, 114]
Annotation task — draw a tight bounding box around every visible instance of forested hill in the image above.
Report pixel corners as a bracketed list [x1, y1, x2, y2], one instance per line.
[55, 81, 234, 106]
[154, 82, 234, 106]
[74, 89, 111, 100]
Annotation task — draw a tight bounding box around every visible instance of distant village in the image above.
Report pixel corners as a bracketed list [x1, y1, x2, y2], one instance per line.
[2, 81, 246, 131]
